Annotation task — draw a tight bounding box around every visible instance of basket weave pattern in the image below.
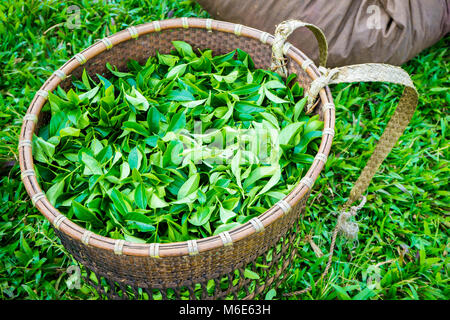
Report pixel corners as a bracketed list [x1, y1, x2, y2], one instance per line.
[19, 18, 335, 299]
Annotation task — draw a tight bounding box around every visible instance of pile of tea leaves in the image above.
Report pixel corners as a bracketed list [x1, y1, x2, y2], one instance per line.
[33, 41, 323, 243]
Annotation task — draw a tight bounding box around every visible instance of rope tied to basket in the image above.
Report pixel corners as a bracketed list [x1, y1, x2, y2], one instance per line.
[336, 195, 366, 240]
[271, 20, 328, 78]
[271, 19, 419, 296]
[305, 66, 339, 113]
[283, 196, 367, 297]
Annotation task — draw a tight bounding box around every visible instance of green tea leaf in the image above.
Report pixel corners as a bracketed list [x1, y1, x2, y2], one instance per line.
[73, 201, 102, 226]
[134, 184, 148, 210]
[59, 127, 80, 138]
[264, 86, 289, 104]
[231, 150, 242, 190]
[128, 147, 142, 171]
[124, 86, 149, 111]
[167, 63, 187, 79]
[149, 193, 169, 208]
[265, 80, 285, 90]
[33, 135, 57, 163]
[219, 203, 237, 224]
[304, 119, 324, 135]
[79, 85, 100, 101]
[46, 179, 64, 205]
[293, 97, 307, 122]
[81, 152, 103, 175]
[157, 53, 179, 67]
[124, 212, 153, 225]
[147, 106, 162, 134]
[123, 233, 149, 242]
[120, 162, 130, 180]
[172, 40, 196, 58]
[265, 289, 277, 300]
[180, 99, 207, 108]
[213, 222, 241, 236]
[243, 166, 278, 189]
[110, 188, 132, 216]
[279, 122, 304, 146]
[178, 173, 200, 200]
[106, 62, 133, 77]
[213, 70, 239, 83]
[256, 166, 281, 196]
[167, 89, 194, 101]
[122, 121, 149, 137]
[166, 110, 186, 132]
[244, 269, 260, 280]
[189, 206, 212, 226]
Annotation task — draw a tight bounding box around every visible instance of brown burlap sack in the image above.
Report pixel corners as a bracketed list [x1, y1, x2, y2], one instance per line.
[197, 0, 450, 67]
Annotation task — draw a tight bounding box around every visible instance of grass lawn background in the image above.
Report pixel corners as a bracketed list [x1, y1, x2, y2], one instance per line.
[0, 0, 448, 300]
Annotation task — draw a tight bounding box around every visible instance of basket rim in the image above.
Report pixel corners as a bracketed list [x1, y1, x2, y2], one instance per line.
[18, 17, 335, 258]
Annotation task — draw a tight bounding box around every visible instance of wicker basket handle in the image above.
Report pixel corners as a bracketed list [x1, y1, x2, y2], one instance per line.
[270, 19, 328, 77]
[309, 63, 418, 210]
[285, 65, 418, 297]
[275, 21, 419, 297]
[271, 19, 418, 211]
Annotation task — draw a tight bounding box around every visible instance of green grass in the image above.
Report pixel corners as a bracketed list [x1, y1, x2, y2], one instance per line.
[0, 0, 448, 300]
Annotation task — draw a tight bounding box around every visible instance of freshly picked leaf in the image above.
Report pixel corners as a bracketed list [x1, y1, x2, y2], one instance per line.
[35, 42, 321, 243]
[124, 86, 149, 111]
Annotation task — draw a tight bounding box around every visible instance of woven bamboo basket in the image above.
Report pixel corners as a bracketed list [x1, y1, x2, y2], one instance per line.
[18, 17, 417, 300]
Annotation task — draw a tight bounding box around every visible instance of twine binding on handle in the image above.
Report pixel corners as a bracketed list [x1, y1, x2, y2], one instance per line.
[18, 140, 32, 148]
[21, 169, 35, 179]
[276, 199, 291, 214]
[81, 230, 93, 246]
[301, 58, 314, 71]
[271, 19, 328, 77]
[300, 177, 314, 189]
[74, 53, 87, 65]
[36, 90, 49, 99]
[149, 243, 160, 258]
[315, 153, 327, 163]
[127, 26, 139, 39]
[23, 114, 38, 123]
[322, 102, 335, 112]
[31, 192, 45, 205]
[282, 42, 292, 55]
[249, 217, 264, 233]
[114, 239, 125, 255]
[305, 68, 339, 113]
[53, 215, 67, 230]
[101, 37, 113, 50]
[219, 231, 233, 247]
[323, 128, 335, 137]
[182, 17, 189, 29]
[234, 24, 243, 36]
[53, 70, 66, 80]
[187, 240, 199, 256]
[153, 20, 161, 32]
[260, 32, 270, 44]
[205, 18, 213, 31]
